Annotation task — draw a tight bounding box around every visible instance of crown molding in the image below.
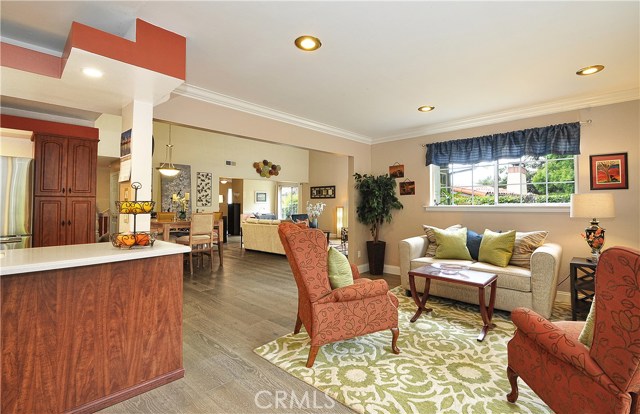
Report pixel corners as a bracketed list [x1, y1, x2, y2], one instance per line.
[374, 88, 640, 143]
[173, 84, 373, 144]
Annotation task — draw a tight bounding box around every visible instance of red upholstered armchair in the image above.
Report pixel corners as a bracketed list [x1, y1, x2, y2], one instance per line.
[278, 222, 400, 367]
[506, 246, 640, 413]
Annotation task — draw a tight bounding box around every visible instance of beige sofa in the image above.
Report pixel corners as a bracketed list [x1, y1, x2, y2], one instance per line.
[399, 234, 562, 318]
[241, 218, 286, 255]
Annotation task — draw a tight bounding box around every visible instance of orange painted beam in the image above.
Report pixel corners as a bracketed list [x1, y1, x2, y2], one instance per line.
[1, 114, 99, 140]
[63, 19, 186, 80]
[0, 43, 62, 78]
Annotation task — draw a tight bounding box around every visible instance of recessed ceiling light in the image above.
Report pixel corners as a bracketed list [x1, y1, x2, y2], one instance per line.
[82, 67, 103, 78]
[294, 35, 322, 51]
[576, 65, 604, 76]
[418, 106, 435, 112]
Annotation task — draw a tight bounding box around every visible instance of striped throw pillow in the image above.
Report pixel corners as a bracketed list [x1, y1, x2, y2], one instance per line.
[508, 231, 548, 268]
[422, 224, 462, 257]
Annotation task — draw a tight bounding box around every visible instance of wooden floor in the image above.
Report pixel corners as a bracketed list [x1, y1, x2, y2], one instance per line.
[101, 237, 400, 414]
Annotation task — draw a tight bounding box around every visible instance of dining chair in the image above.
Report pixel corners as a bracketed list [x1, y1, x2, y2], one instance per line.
[176, 213, 221, 274]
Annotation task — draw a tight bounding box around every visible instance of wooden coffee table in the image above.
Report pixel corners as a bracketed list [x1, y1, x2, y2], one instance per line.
[408, 264, 498, 342]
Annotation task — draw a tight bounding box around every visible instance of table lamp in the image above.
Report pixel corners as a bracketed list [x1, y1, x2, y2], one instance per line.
[570, 193, 615, 262]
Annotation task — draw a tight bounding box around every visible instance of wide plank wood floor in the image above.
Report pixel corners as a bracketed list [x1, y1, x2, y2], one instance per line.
[101, 237, 400, 414]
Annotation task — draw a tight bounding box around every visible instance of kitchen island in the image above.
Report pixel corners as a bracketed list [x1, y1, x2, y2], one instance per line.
[1, 241, 190, 413]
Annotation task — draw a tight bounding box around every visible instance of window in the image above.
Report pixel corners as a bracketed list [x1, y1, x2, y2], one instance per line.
[278, 184, 299, 219]
[433, 154, 576, 206]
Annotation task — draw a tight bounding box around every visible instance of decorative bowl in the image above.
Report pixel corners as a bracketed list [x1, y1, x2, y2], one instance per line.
[116, 201, 155, 214]
[110, 232, 156, 249]
[436, 263, 469, 275]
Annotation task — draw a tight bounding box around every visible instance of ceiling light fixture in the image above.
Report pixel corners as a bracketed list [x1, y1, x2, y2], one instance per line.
[156, 124, 180, 177]
[576, 65, 605, 76]
[82, 67, 103, 78]
[220, 179, 228, 184]
[418, 106, 435, 112]
[295, 35, 322, 51]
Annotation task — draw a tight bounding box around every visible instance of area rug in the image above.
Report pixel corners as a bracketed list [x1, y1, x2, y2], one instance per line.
[255, 287, 571, 414]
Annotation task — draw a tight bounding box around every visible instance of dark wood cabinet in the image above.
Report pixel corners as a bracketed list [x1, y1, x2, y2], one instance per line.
[570, 257, 597, 321]
[33, 134, 98, 247]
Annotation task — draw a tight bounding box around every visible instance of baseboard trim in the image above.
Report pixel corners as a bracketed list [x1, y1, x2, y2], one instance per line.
[384, 265, 400, 275]
[555, 291, 570, 304]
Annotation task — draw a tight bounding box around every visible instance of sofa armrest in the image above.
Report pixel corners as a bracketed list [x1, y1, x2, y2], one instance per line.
[529, 242, 562, 319]
[399, 235, 429, 282]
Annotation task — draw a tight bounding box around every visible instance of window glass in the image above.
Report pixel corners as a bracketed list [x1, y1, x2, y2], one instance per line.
[278, 184, 299, 219]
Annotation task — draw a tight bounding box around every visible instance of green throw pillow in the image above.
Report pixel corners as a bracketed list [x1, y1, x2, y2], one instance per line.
[478, 229, 516, 267]
[579, 298, 596, 348]
[327, 246, 354, 289]
[434, 227, 472, 260]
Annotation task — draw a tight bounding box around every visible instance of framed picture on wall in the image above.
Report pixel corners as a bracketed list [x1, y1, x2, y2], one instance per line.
[255, 192, 267, 203]
[311, 186, 335, 199]
[590, 152, 628, 190]
[399, 180, 415, 195]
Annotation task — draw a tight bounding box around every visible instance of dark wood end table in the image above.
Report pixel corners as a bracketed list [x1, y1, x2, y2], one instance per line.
[569, 256, 597, 321]
[408, 265, 498, 342]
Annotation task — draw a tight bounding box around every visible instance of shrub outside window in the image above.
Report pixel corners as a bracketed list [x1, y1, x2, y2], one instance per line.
[434, 155, 576, 206]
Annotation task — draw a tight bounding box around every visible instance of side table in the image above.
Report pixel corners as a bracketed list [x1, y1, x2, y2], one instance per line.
[570, 257, 597, 321]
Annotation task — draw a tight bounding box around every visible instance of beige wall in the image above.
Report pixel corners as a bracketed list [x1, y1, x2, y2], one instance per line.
[243, 179, 277, 215]
[96, 165, 111, 212]
[306, 150, 349, 236]
[371, 100, 639, 291]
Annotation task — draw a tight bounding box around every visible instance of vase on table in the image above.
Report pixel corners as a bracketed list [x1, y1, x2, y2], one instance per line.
[310, 218, 318, 228]
[178, 210, 187, 220]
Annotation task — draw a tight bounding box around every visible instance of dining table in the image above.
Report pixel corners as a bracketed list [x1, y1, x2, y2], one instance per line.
[150, 219, 191, 241]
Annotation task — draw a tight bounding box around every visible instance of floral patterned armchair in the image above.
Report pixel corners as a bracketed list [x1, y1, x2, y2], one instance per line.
[506, 246, 640, 413]
[278, 222, 400, 367]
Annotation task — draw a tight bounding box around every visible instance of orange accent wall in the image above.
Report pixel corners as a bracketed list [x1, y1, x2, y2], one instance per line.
[1, 115, 99, 140]
[63, 19, 186, 80]
[0, 43, 62, 78]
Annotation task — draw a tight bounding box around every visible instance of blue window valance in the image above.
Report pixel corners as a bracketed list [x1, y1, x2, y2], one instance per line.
[425, 122, 581, 167]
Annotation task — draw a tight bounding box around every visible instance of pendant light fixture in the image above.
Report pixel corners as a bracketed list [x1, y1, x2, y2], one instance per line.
[157, 124, 180, 177]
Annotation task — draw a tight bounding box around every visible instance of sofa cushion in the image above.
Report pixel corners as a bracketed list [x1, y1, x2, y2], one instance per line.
[509, 231, 548, 269]
[434, 227, 472, 260]
[466, 229, 483, 260]
[479, 229, 516, 267]
[422, 224, 462, 257]
[327, 246, 354, 289]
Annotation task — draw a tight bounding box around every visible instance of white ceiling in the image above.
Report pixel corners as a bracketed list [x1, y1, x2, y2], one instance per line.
[1, 1, 638, 143]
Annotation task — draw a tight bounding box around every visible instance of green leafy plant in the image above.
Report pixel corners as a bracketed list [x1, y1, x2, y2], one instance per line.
[354, 173, 403, 242]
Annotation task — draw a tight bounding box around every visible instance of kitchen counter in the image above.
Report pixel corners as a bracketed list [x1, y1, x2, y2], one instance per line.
[2, 240, 190, 413]
[0, 240, 190, 275]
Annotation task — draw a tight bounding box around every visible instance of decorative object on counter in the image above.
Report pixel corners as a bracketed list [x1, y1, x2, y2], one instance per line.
[157, 124, 180, 177]
[354, 173, 403, 275]
[196, 172, 212, 207]
[253, 159, 281, 178]
[389, 162, 404, 178]
[306, 201, 326, 228]
[161, 163, 191, 213]
[570, 192, 615, 263]
[399, 179, 416, 195]
[310, 185, 335, 199]
[172, 191, 190, 220]
[589, 152, 628, 190]
[111, 182, 156, 249]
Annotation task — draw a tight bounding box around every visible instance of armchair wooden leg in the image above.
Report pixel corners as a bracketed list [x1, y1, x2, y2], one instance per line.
[390, 327, 400, 354]
[506, 366, 519, 403]
[306, 345, 320, 368]
[189, 251, 194, 275]
[218, 242, 223, 266]
[294, 314, 302, 334]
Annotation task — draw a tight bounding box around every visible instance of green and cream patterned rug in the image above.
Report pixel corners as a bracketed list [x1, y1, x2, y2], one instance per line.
[255, 287, 572, 414]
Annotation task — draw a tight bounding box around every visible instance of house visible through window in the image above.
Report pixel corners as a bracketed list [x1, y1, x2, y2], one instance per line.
[433, 154, 576, 206]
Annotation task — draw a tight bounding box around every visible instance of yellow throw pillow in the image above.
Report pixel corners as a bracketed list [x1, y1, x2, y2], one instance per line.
[434, 227, 472, 260]
[422, 224, 462, 257]
[327, 246, 354, 289]
[579, 298, 596, 348]
[478, 229, 516, 267]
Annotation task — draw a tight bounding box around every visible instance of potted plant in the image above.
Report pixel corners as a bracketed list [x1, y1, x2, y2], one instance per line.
[354, 173, 403, 275]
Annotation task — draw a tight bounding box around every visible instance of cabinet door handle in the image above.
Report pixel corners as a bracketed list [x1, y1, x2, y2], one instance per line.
[61, 220, 65, 226]
[62, 188, 65, 194]
[68, 220, 71, 226]
[68, 188, 71, 193]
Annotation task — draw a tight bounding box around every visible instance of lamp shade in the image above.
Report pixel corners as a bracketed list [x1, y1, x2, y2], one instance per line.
[570, 193, 615, 219]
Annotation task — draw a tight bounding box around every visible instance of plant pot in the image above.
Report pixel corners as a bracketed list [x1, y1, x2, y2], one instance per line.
[367, 240, 386, 275]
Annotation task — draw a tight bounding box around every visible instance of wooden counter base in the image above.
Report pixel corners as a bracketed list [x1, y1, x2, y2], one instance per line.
[2, 253, 184, 413]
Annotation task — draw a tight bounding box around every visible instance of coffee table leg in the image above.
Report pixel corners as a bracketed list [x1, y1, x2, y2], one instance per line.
[477, 280, 497, 342]
[410, 277, 432, 323]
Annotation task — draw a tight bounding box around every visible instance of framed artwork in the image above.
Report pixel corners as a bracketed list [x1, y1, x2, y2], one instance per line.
[311, 186, 335, 199]
[161, 164, 192, 214]
[389, 163, 405, 178]
[120, 129, 131, 157]
[399, 180, 415, 195]
[196, 172, 212, 207]
[255, 192, 267, 203]
[590, 152, 628, 190]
